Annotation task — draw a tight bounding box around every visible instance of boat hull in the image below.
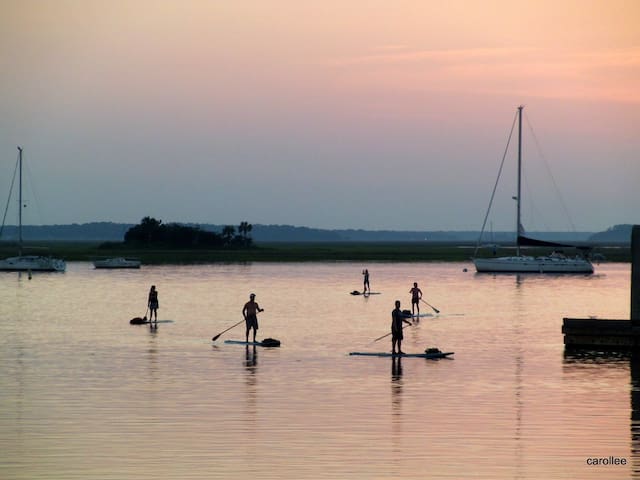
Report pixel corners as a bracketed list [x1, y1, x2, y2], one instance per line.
[0, 255, 66, 272]
[93, 257, 141, 269]
[474, 256, 593, 274]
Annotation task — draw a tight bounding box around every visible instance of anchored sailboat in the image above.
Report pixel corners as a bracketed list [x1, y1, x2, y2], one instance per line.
[473, 107, 593, 274]
[0, 147, 66, 272]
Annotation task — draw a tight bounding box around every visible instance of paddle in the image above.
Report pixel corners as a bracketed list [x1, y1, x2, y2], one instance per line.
[371, 324, 411, 343]
[421, 298, 440, 314]
[211, 319, 245, 341]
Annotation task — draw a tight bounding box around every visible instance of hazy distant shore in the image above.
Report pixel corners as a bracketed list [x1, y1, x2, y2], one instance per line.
[0, 242, 630, 264]
[0, 222, 633, 244]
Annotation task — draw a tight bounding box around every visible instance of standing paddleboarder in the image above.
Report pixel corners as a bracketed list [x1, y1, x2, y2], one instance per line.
[409, 282, 423, 317]
[242, 293, 264, 343]
[392, 300, 412, 355]
[362, 269, 370, 294]
[148, 285, 159, 324]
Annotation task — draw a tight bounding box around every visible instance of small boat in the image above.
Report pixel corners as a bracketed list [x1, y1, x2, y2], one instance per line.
[0, 147, 66, 272]
[472, 107, 593, 274]
[93, 257, 141, 269]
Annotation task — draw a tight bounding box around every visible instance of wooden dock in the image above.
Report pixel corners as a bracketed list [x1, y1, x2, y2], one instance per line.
[563, 225, 639, 350]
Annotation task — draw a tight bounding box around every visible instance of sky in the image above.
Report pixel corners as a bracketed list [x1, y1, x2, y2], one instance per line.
[0, 0, 638, 232]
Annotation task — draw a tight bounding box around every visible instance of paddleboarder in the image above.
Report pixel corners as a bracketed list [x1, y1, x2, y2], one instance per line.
[392, 300, 412, 354]
[147, 285, 159, 324]
[242, 293, 264, 343]
[362, 269, 370, 294]
[409, 282, 422, 317]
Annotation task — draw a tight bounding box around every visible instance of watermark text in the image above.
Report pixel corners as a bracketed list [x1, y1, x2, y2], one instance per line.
[586, 456, 627, 466]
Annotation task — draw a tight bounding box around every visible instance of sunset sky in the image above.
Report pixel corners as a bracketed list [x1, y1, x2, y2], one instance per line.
[1, 0, 638, 231]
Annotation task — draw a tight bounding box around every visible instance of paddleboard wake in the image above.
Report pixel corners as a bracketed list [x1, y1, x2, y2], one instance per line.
[224, 338, 281, 347]
[349, 349, 453, 359]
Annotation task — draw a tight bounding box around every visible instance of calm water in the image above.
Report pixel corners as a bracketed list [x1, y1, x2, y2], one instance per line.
[0, 261, 636, 479]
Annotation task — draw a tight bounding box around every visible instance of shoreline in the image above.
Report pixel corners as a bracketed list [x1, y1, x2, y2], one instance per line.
[0, 241, 631, 264]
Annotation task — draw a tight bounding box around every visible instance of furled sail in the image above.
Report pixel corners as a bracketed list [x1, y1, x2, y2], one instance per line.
[517, 235, 573, 248]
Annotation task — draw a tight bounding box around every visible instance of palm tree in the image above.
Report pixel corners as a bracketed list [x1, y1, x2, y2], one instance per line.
[238, 221, 253, 239]
[238, 221, 253, 246]
[222, 225, 235, 245]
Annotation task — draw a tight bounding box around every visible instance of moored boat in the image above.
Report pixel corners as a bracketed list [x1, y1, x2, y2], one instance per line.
[93, 257, 141, 269]
[472, 107, 593, 274]
[0, 147, 66, 272]
[474, 254, 593, 273]
[0, 254, 66, 272]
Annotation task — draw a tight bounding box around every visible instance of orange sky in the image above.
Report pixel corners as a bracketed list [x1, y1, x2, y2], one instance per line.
[0, 1, 638, 230]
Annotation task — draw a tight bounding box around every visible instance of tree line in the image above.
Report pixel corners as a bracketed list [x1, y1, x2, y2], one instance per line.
[123, 217, 253, 248]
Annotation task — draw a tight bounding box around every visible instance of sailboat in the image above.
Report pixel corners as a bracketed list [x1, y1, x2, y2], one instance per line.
[473, 107, 593, 274]
[0, 147, 66, 272]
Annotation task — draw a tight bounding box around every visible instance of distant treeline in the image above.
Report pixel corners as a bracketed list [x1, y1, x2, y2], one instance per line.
[119, 217, 253, 249]
[0, 221, 634, 245]
[587, 224, 634, 243]
[0, 222, 133, 241]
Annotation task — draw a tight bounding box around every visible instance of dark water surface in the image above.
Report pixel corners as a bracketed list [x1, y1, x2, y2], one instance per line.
[0, 262, 636, 479]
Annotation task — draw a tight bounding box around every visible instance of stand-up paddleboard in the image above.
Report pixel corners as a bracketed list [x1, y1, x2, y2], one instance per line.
[130, 318, 174, 325]
[350, 291, 381, 296]
[224, 338, 281, 347]
[349, 349, 453, 359]
[411, 312, 435, 318]
[400, 310, 434, 318]
[401, 311, 466, 319]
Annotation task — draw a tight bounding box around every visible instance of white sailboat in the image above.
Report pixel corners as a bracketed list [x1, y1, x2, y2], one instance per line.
[93, 257, 141, 269]
[0, 147, 66, 272]
[473, 107, 593, 274]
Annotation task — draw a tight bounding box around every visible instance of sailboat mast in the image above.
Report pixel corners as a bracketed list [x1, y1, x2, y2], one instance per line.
[516, 106, 523, 257]
[17, 146, 23, 256]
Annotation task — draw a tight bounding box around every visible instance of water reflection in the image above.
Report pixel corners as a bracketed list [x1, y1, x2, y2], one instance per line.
[242, 344, 259, 461]
[631, 355, 640, 478]
[146, 328, 159, 387]
[513, 280, 524, 480]
[391, 356, 403, 382]
[245, 345, 258, 370]
[0, 261, 631, 480]
[390, 357, 403, 419]
[244, 345, 258, 417]
[391, 356, 403, 471]
[564, 350, 639, 478]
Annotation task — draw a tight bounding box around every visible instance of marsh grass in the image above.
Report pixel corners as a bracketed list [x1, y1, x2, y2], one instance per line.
[0, 241, 629, 264]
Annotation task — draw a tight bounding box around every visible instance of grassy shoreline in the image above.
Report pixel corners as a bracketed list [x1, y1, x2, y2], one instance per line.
[0, 241, 631, 264]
